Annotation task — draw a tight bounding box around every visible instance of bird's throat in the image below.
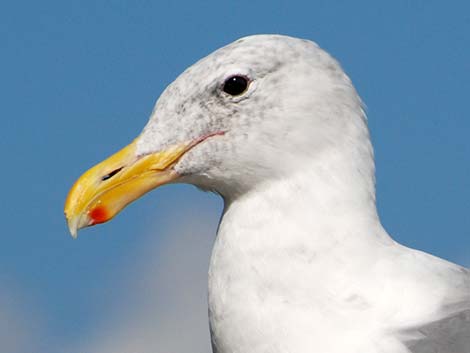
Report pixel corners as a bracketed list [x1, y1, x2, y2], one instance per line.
[207, 169, 391, 352]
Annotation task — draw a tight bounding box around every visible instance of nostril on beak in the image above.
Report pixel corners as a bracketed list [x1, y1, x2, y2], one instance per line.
[101, 167, 123, 181]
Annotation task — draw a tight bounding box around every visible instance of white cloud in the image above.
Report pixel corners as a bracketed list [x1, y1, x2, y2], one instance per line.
[76, 207, 218, 353]
[0, 285, 43, 353]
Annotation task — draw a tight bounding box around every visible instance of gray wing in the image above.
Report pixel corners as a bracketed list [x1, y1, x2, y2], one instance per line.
[402, 267, 470, 353]
[404, 308, 470, 353]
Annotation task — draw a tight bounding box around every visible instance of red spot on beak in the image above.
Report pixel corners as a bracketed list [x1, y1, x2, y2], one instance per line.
[89, 206, 109, 225]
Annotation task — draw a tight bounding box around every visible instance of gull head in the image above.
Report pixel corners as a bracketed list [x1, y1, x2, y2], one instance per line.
[64, 34, 372, 237]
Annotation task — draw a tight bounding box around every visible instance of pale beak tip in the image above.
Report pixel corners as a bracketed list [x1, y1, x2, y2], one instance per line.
[66, 215, 89, 239]
[67, 217, 79, 239]
[69, 228, 78, 239]
[70, 228, 78, 239]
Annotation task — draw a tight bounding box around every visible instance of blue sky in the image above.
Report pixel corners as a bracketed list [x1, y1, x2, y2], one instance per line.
[1, 1, 469, 352]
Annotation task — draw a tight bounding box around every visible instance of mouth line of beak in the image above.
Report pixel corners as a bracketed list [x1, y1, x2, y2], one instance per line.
[102, 130, 226, 183]
[136, 130, 226, 162]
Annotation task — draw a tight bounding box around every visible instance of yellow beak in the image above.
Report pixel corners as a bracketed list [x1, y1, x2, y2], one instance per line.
[64, 139, 191, 238]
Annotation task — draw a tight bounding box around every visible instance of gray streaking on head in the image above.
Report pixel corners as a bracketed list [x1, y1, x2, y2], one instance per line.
[66, 35, 470, 353]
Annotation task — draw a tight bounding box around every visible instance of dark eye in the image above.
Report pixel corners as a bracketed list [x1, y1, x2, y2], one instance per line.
[223, 75, 249, 96]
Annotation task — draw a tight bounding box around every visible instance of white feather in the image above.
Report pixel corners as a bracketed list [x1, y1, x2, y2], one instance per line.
[135, 34, 470, 353]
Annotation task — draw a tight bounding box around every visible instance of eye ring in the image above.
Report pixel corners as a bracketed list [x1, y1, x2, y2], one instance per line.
[222, 75, 250, 96]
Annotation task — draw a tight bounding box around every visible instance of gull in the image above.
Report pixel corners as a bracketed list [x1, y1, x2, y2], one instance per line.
[64, 35, 470, 353]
